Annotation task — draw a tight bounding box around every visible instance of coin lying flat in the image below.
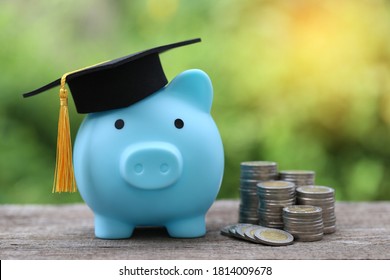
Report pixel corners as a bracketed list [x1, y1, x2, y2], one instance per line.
[220, 225, 236, 237]
[240, 225, 266, 243]
[221, 223, 258, 241]
[253, 227, 294, 246]
[243, 226, 263, 243]
[220, 224, 294, 246]
[235, 224, 258, 240]
[227, 223, 253, 238]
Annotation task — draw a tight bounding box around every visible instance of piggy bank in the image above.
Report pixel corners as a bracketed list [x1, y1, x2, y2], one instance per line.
[73, 69, 224, 239]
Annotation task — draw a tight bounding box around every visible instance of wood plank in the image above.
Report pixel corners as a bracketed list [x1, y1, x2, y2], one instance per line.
[0, 201, 389, 259]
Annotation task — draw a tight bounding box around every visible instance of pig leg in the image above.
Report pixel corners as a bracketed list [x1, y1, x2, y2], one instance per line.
[94, 214, 135, 239]
[166, 215, 206, 238]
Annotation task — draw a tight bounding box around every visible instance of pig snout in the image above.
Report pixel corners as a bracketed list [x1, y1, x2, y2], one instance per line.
[120, 142, 183, 190]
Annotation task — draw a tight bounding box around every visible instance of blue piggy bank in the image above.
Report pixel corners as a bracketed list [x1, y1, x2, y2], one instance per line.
[73, 69, 224, 239]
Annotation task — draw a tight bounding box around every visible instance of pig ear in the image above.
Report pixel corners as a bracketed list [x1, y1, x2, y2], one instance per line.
[168, 69, 213, 113]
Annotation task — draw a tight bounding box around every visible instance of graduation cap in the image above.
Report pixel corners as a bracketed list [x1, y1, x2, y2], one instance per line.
[23, 38, 201, 193]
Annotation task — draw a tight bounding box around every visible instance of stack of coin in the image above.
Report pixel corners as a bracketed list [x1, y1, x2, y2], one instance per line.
[296, 186, 336, 234]
[279, 170, 315, 188]
[240, 161, 278, 180]
[239, 161, 278, 224]
[283, 205, 324, 242]
[257, 181, 296, 229]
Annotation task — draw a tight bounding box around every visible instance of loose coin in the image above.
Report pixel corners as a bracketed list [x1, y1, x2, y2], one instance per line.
[228, 223, 253, 238]
[253, 227, 294, 246]
[235, 224, 259, 240]
[243, 225, 266, 242]
[220, 225, 236, 237]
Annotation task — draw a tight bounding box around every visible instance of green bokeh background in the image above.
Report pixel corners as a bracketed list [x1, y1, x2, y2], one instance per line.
[1, 0, 390, 203]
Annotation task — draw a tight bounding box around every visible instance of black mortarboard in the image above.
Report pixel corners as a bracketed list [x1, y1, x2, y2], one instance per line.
[22, 38, 201, 193]
[23, 38, 201, 113]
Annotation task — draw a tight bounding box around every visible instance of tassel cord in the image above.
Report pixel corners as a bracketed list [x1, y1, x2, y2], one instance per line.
[52, 76, 77, 193]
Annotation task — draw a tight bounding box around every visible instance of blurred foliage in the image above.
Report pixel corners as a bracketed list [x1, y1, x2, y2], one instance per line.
[1, 0, 390, 203]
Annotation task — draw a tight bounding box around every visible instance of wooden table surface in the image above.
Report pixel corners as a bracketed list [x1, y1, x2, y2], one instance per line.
[1, 200, 389, 260]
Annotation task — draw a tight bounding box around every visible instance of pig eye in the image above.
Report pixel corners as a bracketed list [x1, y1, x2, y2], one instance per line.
[115, 119, 125, 130]
[174, 118, 184, 129]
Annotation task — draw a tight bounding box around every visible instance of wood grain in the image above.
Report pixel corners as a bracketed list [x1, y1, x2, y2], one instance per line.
[0, 200, 389, 259]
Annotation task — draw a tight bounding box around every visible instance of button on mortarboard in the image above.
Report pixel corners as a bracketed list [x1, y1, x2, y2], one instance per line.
[22, 38, 201, 113]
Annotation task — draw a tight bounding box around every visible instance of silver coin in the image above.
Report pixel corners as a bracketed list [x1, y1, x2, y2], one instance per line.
[228, 223, 252, 238]
[220, 225, 237, 237]
[238, 225, 265, 243]
[296, 196, 334, 203]
[280, 177, 314, 183]
[240, 209, 258, 214]
[235, 224, 259, 240]
[260, 198, 296, 205]
[259, 216, 284, 223]
[284, 221, 323, 228]
[253, 227, 294, 246]
[279, 174, 314, 178]
[322, 216, 336, 222]
[297, 185, 334, 195]
[258, 217, 284, 222]
[279, 176, 315, 180]
[241, 161, 277, 168]
[292, 232, 324, 242]
[258, 194, 296, 200]
[241, 170, 277, 175]
[257, 180, 295, 190]
[258, 214, 284, 220]
[258, 223, 284, 229]
[296, 198, 335, 205]
[279, 170, 315, 176]
[322, 212, 336, 218]
[284, 226, 324, 234]
[258, 191, 296, 198]
[283, 205, 322, 215]
[323, 225, 337, 234]
[283, 220, 324, 228]
[241, 173, 277, 177]
[240, 179, 261, 185]
[244, 226, 264, 242]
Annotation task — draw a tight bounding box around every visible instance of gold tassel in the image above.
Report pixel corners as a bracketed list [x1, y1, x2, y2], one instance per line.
[51, 61, 108, 193]
[52, 74, 77, 193]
